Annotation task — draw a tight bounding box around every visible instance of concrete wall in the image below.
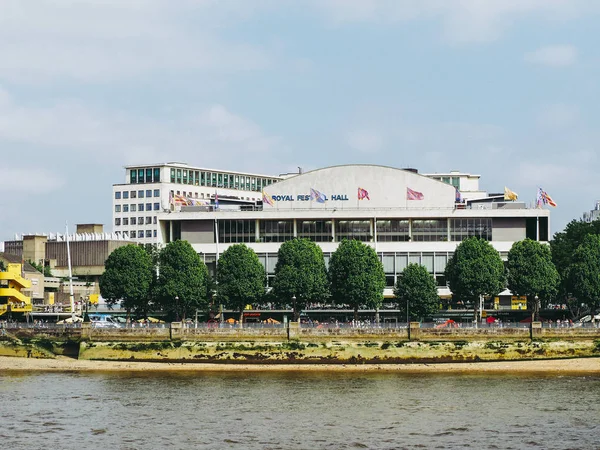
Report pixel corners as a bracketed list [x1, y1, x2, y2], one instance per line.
[181, 220, 214, 244]
[492, 217, 526, 242]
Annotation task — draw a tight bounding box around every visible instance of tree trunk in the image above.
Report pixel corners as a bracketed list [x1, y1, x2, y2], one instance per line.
[293, 297, 298, 322]
[354, 306, 358, 322]
[239, 309, 244, 328]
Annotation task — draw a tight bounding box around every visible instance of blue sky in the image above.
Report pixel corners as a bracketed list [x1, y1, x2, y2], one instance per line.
[1, 0, 599, 240]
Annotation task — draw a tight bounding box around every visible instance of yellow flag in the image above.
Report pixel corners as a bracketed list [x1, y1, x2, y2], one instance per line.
[504, 186, 518, 201]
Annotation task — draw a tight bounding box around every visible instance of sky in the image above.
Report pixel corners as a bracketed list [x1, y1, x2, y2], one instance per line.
[1, 0, 599, 241]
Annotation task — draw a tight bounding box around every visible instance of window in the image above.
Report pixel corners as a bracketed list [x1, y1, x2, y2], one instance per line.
[211, 173, 217, 187]
[194, 171, 200, 186]
[146, 203, 152, 211]
[131, 218, 137, 225]
[146, 190, 152, 197]
[201, 172, 206, 186]
[218, 173, 223, 187]
[153, 230, 157, 238]
[138, 190, 144, 198]
[170, 168, 175, 183]
[259, 220, 294, 243]
[131, 204, 137, 212]
[139, 203, 144, 211]
[154, 203, 159, 211]
[138, 217, 144, 224]
[123, 218, 129, 225]
[130, 191, 137, 199]
[123, 205, 129, 212]
[154, 189, 160, 197]
[376, 220, 409, 242]
[153, 216, 157, 224]
[146, 168, 152, 183]
[123, 191, 129, 199]
[146, 230, 152, 238]
[297, 220, 332, 242]
[451, 177, 460, 189]
[146, 217, 152, 224]
[176, 169, 182, 184]
[235, 175, 239, 189]
[130, 170, 137, 184]
[335, 220, 371, 242]
[115, 205, 121, 212]
[115, 192, 121, 199]
[218, 219, 256, 243]
[138, 230, 144, 238]
[183, 170, 188, 184]
[154, 167, 161, 183]
[411, 219, 447, 242]
[450, 218, 492, 241]
[137, 169, 144, 183]
[115, 218, 121, 226]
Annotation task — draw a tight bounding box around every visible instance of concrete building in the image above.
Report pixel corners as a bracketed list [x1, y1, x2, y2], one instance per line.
[112, 162, 283, 244]
[155, 164, 550, 298]
[582, 201, 600, 223]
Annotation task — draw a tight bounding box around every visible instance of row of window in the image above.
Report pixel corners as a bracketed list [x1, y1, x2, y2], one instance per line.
[431, 176, 461, 189]
[215, 218, 493, 243]
[115, 217, 158, 226]
[115, 203, 160, 213]
[116, 230, 157, 238]
[115, 189, 160, 200]
[129, 168, 161, 184]
[170, 168, 278, 192]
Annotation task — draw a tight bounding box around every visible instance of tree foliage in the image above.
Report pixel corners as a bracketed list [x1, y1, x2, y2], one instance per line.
[550, 219, 600, 297]
[271, 238, 329, 320]
[217, 244, 266, 321]
[507, 239, 559, 319]
[27, 260, 53, 277]
[328, 239, 385, 319]
[156, 240, 209, 321]
[566, 234, 600, 313]
[445, 237, 505, 305]
[99, 244, 154, 315]
[394, 263, 440, 321]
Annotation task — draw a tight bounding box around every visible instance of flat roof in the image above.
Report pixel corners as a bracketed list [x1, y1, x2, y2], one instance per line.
[123, 162, 283, 179]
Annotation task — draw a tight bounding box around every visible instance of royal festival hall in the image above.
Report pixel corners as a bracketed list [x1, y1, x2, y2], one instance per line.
[139, 164, 550, 306]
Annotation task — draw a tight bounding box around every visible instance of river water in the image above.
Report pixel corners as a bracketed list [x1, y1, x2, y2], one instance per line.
[1, 370, 599, 449]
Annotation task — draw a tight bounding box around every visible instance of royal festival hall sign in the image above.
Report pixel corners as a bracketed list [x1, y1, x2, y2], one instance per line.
[263, 187, 370, 206]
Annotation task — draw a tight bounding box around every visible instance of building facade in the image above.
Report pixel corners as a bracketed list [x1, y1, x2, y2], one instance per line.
[155, 164, 550, 298]
[112, 162, 283, 244]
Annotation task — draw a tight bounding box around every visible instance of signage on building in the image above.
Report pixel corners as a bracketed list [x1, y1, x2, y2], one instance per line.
[271, 194, 349, 202]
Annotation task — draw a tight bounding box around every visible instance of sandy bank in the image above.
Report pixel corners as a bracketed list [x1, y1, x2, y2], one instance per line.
[1, 356, 600, 374]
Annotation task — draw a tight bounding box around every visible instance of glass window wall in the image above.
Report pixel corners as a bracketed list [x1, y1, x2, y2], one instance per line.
[259, 220, 294, 243]
[335, 220, 371, 242]
[376, 219, 409, 242]
[411, 219, 447, 242]
[297, 220, 332, 242]
[218, 219, 256, 243]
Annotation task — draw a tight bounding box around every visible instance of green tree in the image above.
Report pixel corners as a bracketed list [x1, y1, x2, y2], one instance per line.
[507, 239, 559, 321]
[99, 244, 154, 319]
[271, 238, 329, 321]
[157, 240, 209, 321]
[566, 234, 600, 315]
[27, 259, 53, 277]
[328, 239, 385, 320]
[394, 263, 440, 321]
[445, 237, 505, 323]
[0, 260, 5, 271]
[217, 244, 266, 323]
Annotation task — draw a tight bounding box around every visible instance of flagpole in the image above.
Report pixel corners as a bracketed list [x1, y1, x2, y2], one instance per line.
[65, 221, 76, 319]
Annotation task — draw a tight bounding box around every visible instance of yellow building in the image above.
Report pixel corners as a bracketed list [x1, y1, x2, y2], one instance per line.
[0, 263, 33, 317]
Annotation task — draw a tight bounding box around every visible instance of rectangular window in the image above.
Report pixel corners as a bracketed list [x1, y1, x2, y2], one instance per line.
[154, 168, 161, 183]
[154, 230, 157, 238]
[154, 189, 160, 197]
[130, 170, 137, 184]
[251, 177, 256, 191]
[131, 218, 137, 225]
[396, 254, 408, 273]
[200, 172, 206, 186]
[115, 205, 121, 212]
[183, 170, 188, 184]
[123, 218, 129, 225]
[115, 192, 121, 199]
[259, 220, 294, 243]
[153, 216, 157, 224]
[154, 203, 159, 211]
[123, 191, 129, 199]
[218, 173, 223, 187]
[411, 219, 447, 242]
[235, 175, 240, 189]
[176, 169, 182, 184]
[146, 217, 152, 224]
[145, 168, 152, 183]
[138, 169, 144, 183]
[138, 190, 144, 198]
[442, 176, 450, 184]
[146, 190, 152, 197]
[115, 218, 121, 226]
[138, 230, 144, 238]
[146, 203, 152, 211]
[335, 220, 371, 242]
[224, 174, 229, 188]
[211, 173, 217, 187]
[131, 204, 137, 212]
[123, 205, 129, 212]
[139, 217, 144, 224]
[218, 219, 256, 243]
[130, 191, 137, 199]
[450, 218, 492, 241]
[170, 168, 175, 183]
[297, 220, 332, 242]
[451, 177, 460, 189]
[376, 219, 410, 242]
[139, 203, 144, 211]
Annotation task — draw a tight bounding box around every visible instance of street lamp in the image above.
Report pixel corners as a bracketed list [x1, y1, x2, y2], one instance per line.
[292, 294, 297, 325]
[175, 296, 179, 322]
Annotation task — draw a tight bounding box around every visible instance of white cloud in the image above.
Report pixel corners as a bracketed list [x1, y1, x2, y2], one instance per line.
[0, 167, 64, 193]
[536, 104, 579, 128]
[346, 129, 384, 153]
[525, 45, 578, 67]
[314, 0, 593, 43]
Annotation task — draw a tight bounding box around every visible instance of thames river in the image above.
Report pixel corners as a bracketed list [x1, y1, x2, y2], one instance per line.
[1, 370, 599, 449]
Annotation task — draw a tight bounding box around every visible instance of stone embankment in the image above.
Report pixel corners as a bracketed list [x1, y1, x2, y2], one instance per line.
[1, 322, 599, 363]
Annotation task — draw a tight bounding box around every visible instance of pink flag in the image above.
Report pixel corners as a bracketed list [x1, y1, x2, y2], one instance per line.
[407, 187, 424, 200]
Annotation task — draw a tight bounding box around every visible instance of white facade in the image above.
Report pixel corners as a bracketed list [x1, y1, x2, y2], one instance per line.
[112, 162, 282, 244]
[155, 164, 550, 297]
